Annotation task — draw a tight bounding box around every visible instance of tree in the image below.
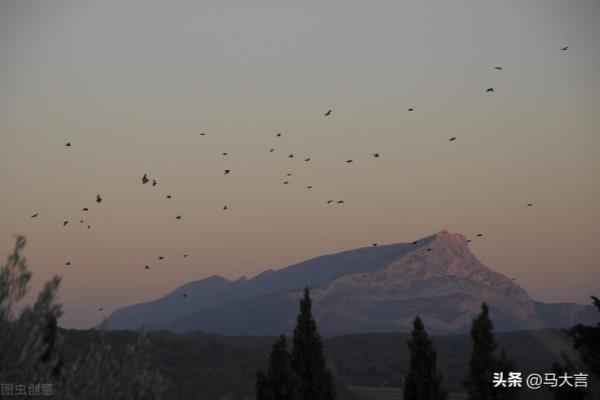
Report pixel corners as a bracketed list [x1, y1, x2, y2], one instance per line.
[403, 317, 446, 400]
[465, 303, 497, 400]
[256, 335, 300, 400]
[492, 350, 519, 400]
[291, 287, 335, 400]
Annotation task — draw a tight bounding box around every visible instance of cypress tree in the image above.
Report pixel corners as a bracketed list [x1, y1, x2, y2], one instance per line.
[403, 317, 446, 400]
[256, 335, 300, 400]
[465, 303, 498, 400]
[492, 350, 520, 400]
[291, 287, 335, 400]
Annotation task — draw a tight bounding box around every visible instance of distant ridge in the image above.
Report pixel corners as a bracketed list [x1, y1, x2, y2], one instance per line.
[104, 231, 598, 335]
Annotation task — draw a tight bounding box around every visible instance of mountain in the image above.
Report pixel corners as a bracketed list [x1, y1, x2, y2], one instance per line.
[104, 231, 598, 335]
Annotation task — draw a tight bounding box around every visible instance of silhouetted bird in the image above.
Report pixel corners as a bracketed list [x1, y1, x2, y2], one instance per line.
[327, 200, 333, 204]
[166, 195, 172, 199]
[199, 132, 206, 136]
[65, 142, 71, 147]
[476, 233, 483, 237]
[289, 154, 294, 158]
[407, 108, 414, 111]
[82, 208, 88, 211]
[145, 265, 150, 269]
[494, 66, 503, 70]
[182, 254, 188, 258]
[270, 148, 275, 152]
[96, 194, 102, 203]
[222, 152, 228, 156]
[283, 181, 289, 184]
[427, 248, 433, 252]
[372, 243, 378, 247]
[183, 294, 188, 298]
[324, 109, 332, 116]
[87, 225, 91, 229]
[65, 262, 71, 266]
[152, 179, 157, 186]
[304, 158, 311, 161]
[276, 133, 282, 137]
[561, 46, 569, 51]
[286, 173, 292, 176]
[336, 200, 345, 204]
[307, 186, 312, 189]
[346, 160, 353, 163]
[486, 88, 494, 93]
[80, 219, 84, 223]
[175, 215, 182, 220]
[527, 203, 533, 207]
[223, 205, 228, 210]
[449, 137, 456, 141]
[466, 239, 472, 243]
[142, 174, 149, 184]
[158, 256, 164, 260]
[31, 213, 38, 218]
[411, 241, 418, 245]
[373, 153, 380, 158]
[224, 169, 230, 175]
[63, 221, 68, 226]
[98, 308, 103, 311]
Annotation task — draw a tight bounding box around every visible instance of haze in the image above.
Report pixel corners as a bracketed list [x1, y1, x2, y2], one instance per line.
[0, 0, 599, 329]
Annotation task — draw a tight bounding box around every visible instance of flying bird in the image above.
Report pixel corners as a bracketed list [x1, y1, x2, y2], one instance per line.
[346, 160, 353, 163]
[304, 158, 311, 162]
[152, 179, 157, 186]
[276, 133, 282, 137]
[158, 256, 164, 260]
[87, 225, 91, 229]
[476, 233, 483, 237]
[166, 195, 172, 199]
[527, 203, 533, 207]
[80, 219, 84, 223]
[411, 241, 418, 245]
[466, 239, 472, 243]
[98, 308, 103, 311]
[142, 174, 149, 184]
[427, 248, 433, 252]
[286, 173, 292, 176]
[182, 254, 188, 258]
[82, 208, 88, 211]
[199, 132, 206, 136]
[449, 137, 456, 142]
[407, 108, 414, 111]
[289, 154, 294, 158]
[486, 88, 494, 93]
[326, 200, 333, 204]
[96, 194, 102, 203]
[561, 46, 569, 51]
[145, 265, 150, 270]
[175, 215, 182, 220]
[372, 243, 378, 247]
[336, 200, 345, 204]
[223, 205, 228, 210]
[183, 294, 188, 298]
[63, 221, 69, 226]
[307, 186, 312, 189]
[222, 152, 228, 156]
[324, 109, 332, 116]
[224, 169, 231, 175]
[373, 153, 380, 158]
[283, 181, 289, 185]
[30, 213, 38, 218]
[494, 66, 503, 70]
[65, 261, 71, 266]
[269, 149, 275, 152]
[65, 142, 71, 147]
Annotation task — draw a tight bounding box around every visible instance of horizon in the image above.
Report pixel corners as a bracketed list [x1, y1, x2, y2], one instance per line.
[1, 0, 599, 329]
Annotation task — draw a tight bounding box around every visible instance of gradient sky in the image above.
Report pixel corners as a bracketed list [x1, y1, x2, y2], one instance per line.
[1, 0, 599, 329]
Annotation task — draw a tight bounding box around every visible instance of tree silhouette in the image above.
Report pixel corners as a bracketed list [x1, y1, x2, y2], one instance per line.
[256, 335, 300, 400]
[465, 303, 498, 400]
[403, 316, 446, 400]
[291, 287, 335, 400]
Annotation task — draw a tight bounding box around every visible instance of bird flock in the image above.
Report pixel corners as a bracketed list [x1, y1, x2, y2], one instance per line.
[25, 46, 574, 307]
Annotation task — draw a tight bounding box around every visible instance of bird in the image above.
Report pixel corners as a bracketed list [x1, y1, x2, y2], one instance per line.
[326, 200, 333, 204]
[269, 148, 275, 153]
[82, 208, 88, 211]
[476, 233, 483, 237]
[65, 261, 71, 266]
[166, 195, 172, 199]
[449, 137, 456, 142]
[145, 265, 150, 270]
[96, 194, 102, 203]
[324, 109, 332, 116]
[30, 213, 38, 218]
[182, 254, 188, 258]
[142, 174, 149, 184]
[283, 181, 289, 185]
[63, 221, 69, 226]
[494, 66, 503, 70]
[199, 132, 206, 136]
[223, 205, 228, 210]
[427, 248, 433, 252]
[304, 158, 311, 162]
[183, 294, 188, 298]
[336, 200, 345, 204]
[346, 160, 353, 163]
[411, 240, 418, 245]
[175, 215, 182, 220]
[372, 243, 378, 247]
[527, 203, 533, 207]
[98, 308, 103, 311]
[407, 108, 414, 111]
[486, 88, 494, 93]
[561, 46, 569, 51]
[87, 225, 91, 229]
[222, 152, 228, 156]
[307, 186, 313, 189]
[80, 219, 84, 223]
[65, 142, 71, 147]
[373, 153, 380, 158]
[152, 179, 157, 186]
[158, 256, 164, 260]
[466, 239, 472, 243]
[276, 133, 282, 137]
[288, 154, 294, 158]
[224, 169, 230, 175]
[286, 173, 292, 176]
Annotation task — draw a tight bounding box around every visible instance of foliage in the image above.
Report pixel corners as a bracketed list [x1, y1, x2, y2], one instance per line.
[256, 335, 300, 400]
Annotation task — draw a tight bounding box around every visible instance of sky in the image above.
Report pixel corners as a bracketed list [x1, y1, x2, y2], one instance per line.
[0, 0, 599, 329]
